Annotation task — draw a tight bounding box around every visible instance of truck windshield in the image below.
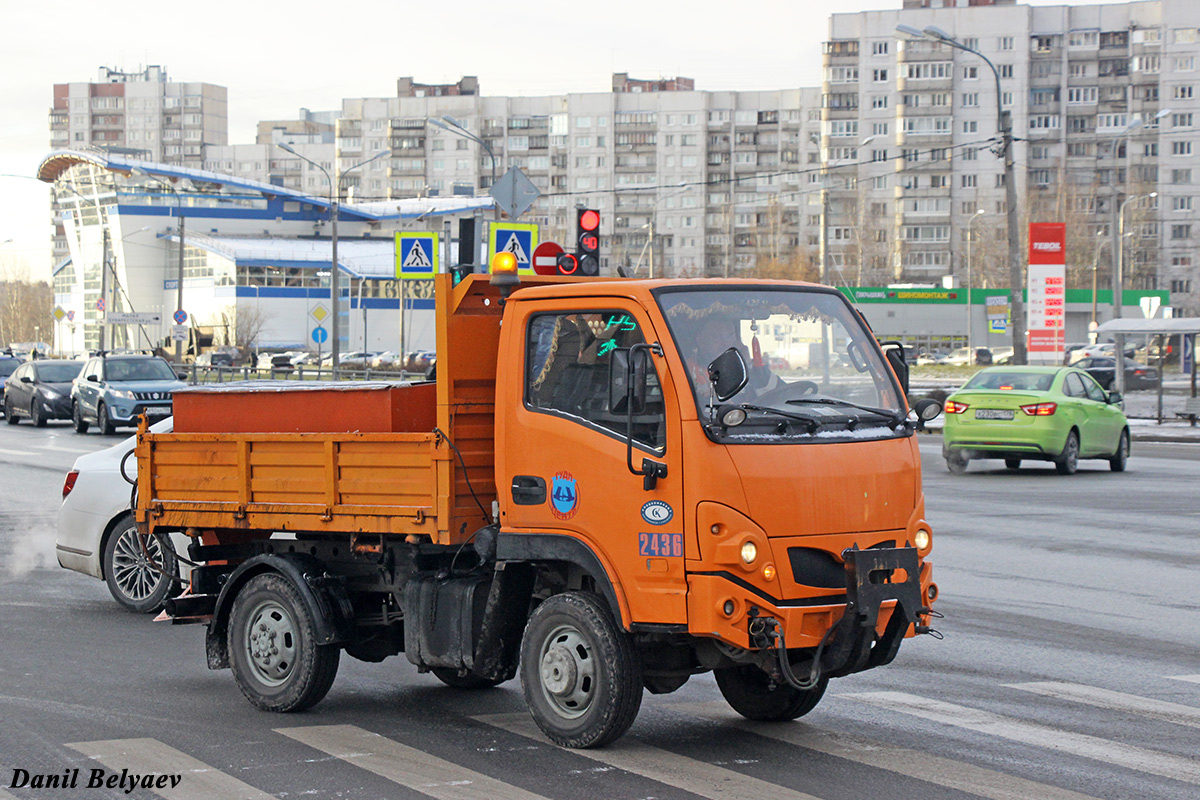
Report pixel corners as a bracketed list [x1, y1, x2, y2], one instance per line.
[657, 288, 905, 441]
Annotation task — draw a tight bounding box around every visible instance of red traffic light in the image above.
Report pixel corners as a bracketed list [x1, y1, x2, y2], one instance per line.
[579, 234, 599, 251]
[556, 253, 580, 275]
[579, 209, 600, 231]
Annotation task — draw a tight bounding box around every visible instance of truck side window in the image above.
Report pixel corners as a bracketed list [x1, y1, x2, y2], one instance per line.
[526, 311, 666, 451]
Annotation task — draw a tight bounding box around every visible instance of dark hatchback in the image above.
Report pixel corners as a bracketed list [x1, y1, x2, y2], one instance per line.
[1073, 356, 1159, 390]
[0, 356, 22, 413]
[4, 360, 83, 426]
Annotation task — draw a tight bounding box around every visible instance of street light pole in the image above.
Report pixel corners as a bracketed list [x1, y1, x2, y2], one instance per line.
[1091, 231, 1107, 342]
[967, 209, 985, 356]
[277, 142, 388, 379]
[430, 117, 499, 222]
[133, 169, 185, 364]
[1114, 191, 1158, 395]
[898, 25, 1025, 364]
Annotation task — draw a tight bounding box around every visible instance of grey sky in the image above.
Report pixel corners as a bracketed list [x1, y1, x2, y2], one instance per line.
[0, 0, 1109, 282]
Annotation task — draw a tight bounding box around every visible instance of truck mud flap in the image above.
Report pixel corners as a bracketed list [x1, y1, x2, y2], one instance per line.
[819, 545, 924, 678]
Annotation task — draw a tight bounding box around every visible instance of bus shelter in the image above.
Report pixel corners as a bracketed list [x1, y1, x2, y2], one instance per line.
[1095, 318, 1200, 423]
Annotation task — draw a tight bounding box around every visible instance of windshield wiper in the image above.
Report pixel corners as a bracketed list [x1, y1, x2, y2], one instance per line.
[706, 403, 824, 434]
[785, 397, 905, 429]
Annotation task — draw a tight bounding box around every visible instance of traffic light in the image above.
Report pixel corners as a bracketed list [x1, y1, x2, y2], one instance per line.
[575, 208, 600, 276]
[555, 252, 580, 275]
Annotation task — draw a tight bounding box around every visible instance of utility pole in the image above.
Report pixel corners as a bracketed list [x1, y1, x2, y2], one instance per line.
[98, 227, 109, 351]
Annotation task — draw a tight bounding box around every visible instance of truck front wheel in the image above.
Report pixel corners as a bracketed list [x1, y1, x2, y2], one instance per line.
[520, 592, 642, 748]
[228, 573, 340, 712]
[714, 665, 828, 721]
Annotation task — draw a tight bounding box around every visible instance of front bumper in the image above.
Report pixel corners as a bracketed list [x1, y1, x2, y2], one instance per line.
[107, 401, 174, 424]
[687, 545, 934, 675]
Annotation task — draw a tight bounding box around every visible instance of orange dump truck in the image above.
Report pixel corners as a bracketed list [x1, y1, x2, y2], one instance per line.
[137, 272, 942, 748]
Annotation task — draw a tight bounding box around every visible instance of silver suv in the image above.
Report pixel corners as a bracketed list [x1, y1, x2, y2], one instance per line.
[71, 354, 186, 435]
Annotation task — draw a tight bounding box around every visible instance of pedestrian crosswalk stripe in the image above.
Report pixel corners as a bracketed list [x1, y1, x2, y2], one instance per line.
[1007, 681, 1200, 729]
[1169, 675, 1200, 685]
[66, 738, 277, 800]
[844, 691, 1200, 785]
[474, 712, 826, 800]
[275, 724, 549, 800]
[671, 701, 1102, 800]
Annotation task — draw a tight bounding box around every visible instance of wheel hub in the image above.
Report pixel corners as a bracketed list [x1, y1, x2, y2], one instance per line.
[540, 645, 579, 697]
[245, 603, 296, 685]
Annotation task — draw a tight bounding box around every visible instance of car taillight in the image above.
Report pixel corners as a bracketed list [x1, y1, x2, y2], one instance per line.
[1020, 402, 1057, 416]
[62, 470, 79, 500]
[944, 400, 969, 414]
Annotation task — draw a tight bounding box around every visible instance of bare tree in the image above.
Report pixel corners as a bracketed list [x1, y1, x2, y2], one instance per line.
[0, 258, 53, 351]
[234, 303, 274, 355]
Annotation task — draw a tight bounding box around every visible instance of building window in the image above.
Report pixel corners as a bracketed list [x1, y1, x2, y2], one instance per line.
[962, 174, 977, 188]
[872, 41, 889, 56]
[999, 37, 1014, 50]
[1174, 85, 1195, 100]
[1173, 141, 1193, 156]
[1173, 113, 1194, 128]
[1173, 196, 1194, 211]
[963, 120, 978, 133]
[1067, 87, 1097, 104]
[962, 92, 979, 107]
[1171, 224, 1191, 240]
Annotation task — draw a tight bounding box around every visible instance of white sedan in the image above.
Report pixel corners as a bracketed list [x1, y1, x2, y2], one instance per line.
[56, 418, 190, 612]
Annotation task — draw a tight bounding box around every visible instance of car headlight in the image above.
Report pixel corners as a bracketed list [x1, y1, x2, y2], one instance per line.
[740, 541, 758, 565]
[109, 389, 135, 401]
[40, 388, 61, 400]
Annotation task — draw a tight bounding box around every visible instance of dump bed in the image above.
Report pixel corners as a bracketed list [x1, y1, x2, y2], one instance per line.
[135, 275, 535, 545]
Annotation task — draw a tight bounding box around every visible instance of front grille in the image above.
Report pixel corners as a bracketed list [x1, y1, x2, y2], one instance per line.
[133, 391, 172, 401]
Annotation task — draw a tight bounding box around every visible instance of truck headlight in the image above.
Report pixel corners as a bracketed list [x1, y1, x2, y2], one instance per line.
[914, 529, 931, 551]
[740, 541, 757, 565]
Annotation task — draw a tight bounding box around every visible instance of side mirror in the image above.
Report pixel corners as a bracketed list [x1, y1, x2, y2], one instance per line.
[86, 374, 99, 383]
[708, 347, 749, 402]
[912, 397, 943, 431]
[880, 340, 910, 396]
[1107, 390, 1123, 405]
[609, 348, 648, 414]
[20, 375, 33, 383]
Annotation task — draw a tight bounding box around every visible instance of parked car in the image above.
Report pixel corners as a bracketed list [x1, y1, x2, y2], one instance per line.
[370, 351, 403, 369]
[990, 347, 1014, 365]
[942, 366, 1128, 475]
[1072, 356, 1159, 391]
[0, 355, 24, 414]
[4, 359, 82, 426]
[403, 350, 437, 373]
[57, 418, 189, 612]
[915, 351, 948, 366]
[195, 351, 235, 368]
[70, 354, 185, 435]
[321, 350, 379, 368]
[945, 347, 993, 366]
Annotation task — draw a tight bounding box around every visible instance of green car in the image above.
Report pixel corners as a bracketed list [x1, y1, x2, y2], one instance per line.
[942, 366, 1129, 475]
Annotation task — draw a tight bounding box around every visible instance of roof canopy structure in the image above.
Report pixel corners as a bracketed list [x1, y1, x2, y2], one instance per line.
[1095, 318, 1200, 335]
[37, 148, 494, 222]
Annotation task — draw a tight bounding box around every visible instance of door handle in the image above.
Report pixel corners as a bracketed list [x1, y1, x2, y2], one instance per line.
[511, 475, 547, 505]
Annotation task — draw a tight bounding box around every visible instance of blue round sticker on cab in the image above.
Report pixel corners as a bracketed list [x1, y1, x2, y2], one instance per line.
[551, 471, 579, 520]
[640, 500, 673, 525]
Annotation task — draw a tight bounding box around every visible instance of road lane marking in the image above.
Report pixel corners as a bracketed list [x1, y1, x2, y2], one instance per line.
[32, 444, 96, 454]
[1169, 675, 1200, 685]
[1007, 681, 1200, 728]
[844, 691, 1200, 785]
[474, 712, 826, 800]
[0, 448, 35, 457]
[275, 724, 548, 800]
[66, 738, 276, 800]
[671, 700, 1101, 800]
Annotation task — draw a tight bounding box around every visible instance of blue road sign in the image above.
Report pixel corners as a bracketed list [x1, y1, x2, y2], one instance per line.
[312, 326, 328, 344]
[173, 309, 188, 325]
[396, 232, 439, 279]
[488, 222, 538, 275]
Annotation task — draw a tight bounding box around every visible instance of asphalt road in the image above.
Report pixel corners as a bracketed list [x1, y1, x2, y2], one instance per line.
[1, 420, 1198, 800]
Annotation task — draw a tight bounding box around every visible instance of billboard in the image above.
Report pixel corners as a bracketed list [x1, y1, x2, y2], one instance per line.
[1027, 223, 1066, 364]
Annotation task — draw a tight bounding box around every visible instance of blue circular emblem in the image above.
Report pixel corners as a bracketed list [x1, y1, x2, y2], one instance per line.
[640, 500, 673, 526]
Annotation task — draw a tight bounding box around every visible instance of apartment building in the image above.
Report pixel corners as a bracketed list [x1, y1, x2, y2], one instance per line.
[203, 77, 823, 278]
[47, 66, 228, 266]
[824, 0, 1200, 314]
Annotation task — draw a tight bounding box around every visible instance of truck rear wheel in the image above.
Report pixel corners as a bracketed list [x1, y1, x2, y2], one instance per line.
[520, 592, 642, 748]
[228, 573, 340, 712]
[714, 665, 828, 721]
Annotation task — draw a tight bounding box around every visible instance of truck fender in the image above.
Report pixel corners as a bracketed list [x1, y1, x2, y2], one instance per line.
[204, 553, 354, 670]
[495, 532, 627, 629]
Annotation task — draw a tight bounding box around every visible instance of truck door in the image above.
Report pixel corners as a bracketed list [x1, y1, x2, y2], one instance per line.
[500, 302, 687, 627]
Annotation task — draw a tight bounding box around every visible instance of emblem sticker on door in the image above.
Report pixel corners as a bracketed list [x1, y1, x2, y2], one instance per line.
[551, 471, 579, 520]
[640, 500, 673, 526]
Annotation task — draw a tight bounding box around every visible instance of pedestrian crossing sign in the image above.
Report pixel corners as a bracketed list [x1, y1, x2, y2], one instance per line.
[395, 232, 439, 279]
[487, 222, 538, 275]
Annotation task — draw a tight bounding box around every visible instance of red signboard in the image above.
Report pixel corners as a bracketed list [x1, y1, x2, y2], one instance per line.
[1027, 223, 1067, 363]
[532, 241, 564, 275]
